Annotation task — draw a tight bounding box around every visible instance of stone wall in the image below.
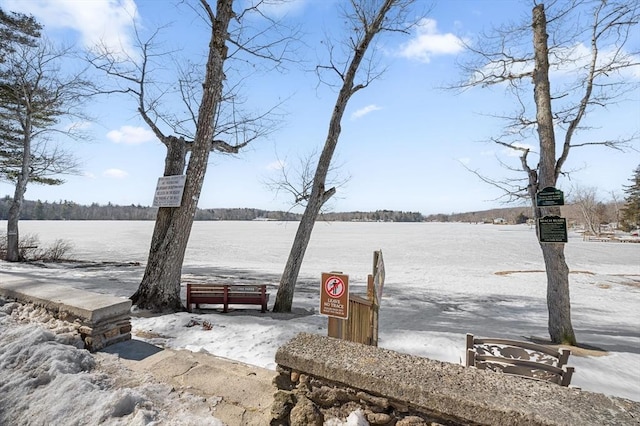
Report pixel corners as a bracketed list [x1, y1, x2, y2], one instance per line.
[0, 279, 131, 352]
[271, 333, 640, 426]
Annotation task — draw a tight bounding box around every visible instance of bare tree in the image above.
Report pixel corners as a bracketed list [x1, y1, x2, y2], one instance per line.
[265, 148, 350, 211]
[572, 186, 604, 235]
[609, 190, 622, 228]
[454, 0, 639, 344]
[272, 0, 423, 313]
[1, 38, 91, 262]
[87, 0, 296, 312]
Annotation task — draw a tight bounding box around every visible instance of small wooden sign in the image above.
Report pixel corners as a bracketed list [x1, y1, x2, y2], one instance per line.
[373, 250, 385, 306]
[320, 272, 349, 319]
[536, 187, 564, 207]
[538, 216, 568, 243]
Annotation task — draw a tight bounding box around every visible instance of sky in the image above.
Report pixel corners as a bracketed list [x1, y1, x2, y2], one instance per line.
[0, 221, 638, 424]
[0, 0, 638, 215]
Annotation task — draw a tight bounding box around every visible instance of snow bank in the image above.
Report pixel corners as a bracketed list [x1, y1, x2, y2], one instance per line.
[0, 299, 223, 426]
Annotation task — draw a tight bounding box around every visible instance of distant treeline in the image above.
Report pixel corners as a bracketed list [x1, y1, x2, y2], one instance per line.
[2, 196, 609, 224]
[0, 197, 426, 222]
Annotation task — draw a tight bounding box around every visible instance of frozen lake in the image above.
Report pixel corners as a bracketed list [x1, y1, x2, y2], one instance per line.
[2, 220, 639, 400]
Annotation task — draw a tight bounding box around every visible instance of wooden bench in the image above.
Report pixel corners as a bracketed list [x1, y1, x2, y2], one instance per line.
[465, 333, 574, 386]
[186, 283, 269, 313]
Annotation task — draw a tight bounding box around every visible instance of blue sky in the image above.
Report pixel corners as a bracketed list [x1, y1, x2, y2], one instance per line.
[0, 0, 638, 215]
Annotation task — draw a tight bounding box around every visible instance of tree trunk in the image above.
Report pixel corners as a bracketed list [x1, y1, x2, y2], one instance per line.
[5, 126, 32, 262]
[273, 186, 334, 312]
[131, 0, 232, 312]
[273, 0, 396, 312]
[532, 4, 576, 345]
[6, 185, 25, 262]
[541, 242, 574, 343]
[131, 137, 188, 311]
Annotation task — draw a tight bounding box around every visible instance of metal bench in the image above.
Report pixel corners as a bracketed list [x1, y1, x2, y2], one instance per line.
[186, 283, 269, 313]
[465, 333, 574, 386]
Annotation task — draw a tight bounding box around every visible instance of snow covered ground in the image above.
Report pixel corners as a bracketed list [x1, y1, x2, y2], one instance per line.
[0, 301, 224, 425]
[1, 220, 639, 424]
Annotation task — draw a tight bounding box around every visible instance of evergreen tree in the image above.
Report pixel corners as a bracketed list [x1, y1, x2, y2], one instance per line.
[1, 18, 91, 261]
[620, 165, 640, 232]
[0, 8, 42, 182]
[0, 8, 41, 61]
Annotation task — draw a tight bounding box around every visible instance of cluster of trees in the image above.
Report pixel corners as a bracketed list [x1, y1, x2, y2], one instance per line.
[620, 165, 640, 232]
[0, 197, 157, 221]
[430, 198, 627, 229]
[0, 196, 427, 222]
[1, 0, 638, 345]
[195, 208, 299, 221]
[318, 210, 424, 222]
[6, 193, 637, 227]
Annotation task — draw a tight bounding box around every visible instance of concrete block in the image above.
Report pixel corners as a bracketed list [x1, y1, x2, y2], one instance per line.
[0, 279, 131, 322]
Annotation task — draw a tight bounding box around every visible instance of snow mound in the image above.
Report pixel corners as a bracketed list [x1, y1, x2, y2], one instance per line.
[0, 299, 223, 425]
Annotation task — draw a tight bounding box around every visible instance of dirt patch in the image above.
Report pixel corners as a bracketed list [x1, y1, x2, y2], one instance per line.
[610, 275, 640, 289]
[134, 330, 170, 340]
[527, 336, 608, 357]
[495, 270, 595, 276]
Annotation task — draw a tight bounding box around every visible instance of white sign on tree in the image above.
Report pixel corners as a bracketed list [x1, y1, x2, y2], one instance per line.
[152, 175, 186, 207]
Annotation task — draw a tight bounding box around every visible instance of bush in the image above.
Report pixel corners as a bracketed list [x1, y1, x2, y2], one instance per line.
[0, 233, 74, 262]
[37, 239, 74, 261]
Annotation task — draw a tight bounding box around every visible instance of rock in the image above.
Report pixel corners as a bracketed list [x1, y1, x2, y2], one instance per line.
[289, 396, 323, 426]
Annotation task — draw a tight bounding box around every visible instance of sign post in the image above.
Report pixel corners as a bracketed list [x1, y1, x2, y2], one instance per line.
[372, 250, 385, 306]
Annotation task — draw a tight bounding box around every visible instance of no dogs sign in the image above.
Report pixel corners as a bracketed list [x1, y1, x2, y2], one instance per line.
[320, 273, 349, 319]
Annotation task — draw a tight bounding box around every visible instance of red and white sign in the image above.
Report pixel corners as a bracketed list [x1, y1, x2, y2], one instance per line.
[325, 276, 346, 298]
[320, 272, 349, 319]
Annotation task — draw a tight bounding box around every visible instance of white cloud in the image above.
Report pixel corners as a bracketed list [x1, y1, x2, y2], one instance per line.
[62, 120, 92, 132]
[103, 168, 128, 179]
[266, 160, 285, 171]
[398, 18, 465, 63]
[473, 42, 640, 86]
[351, 104, 382, 120]
[1, 0, 139, 55]
[458, 157, 471, 165]
[254, 0, 308, 18]
[551, 43, 640, 80]
[107, 126, 156, 145]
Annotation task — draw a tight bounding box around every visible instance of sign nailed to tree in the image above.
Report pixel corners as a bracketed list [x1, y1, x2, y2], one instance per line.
[538, 216, 568, 243]
[152, 175, 186, 207]
[536, 187, 565, 207]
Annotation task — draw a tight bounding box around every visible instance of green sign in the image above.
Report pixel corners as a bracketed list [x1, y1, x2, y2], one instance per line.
[538, 216, 568, 243]
[536, 187, 564, 207]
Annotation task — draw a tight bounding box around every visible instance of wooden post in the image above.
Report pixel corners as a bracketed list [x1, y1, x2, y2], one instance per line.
[367, 274, 377, 346]
[328, 316, 342, 339]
